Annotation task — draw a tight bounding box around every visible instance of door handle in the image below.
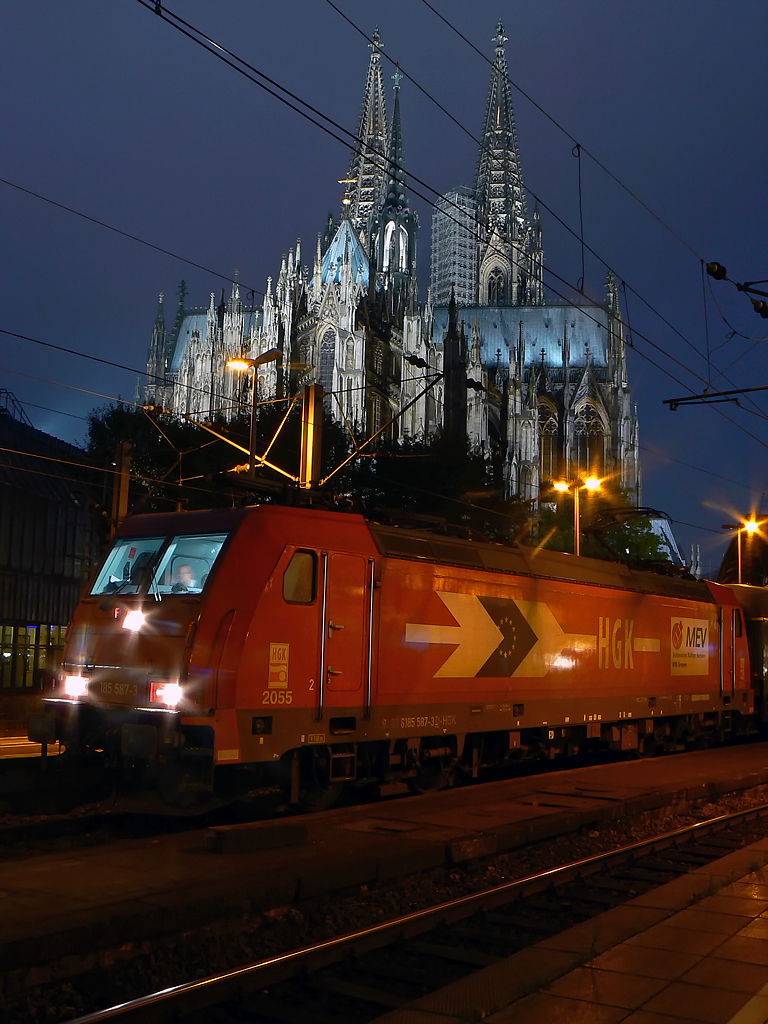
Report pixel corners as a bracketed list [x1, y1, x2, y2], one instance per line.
[328, 620, 344, 637]
[327, 666, 342, 678]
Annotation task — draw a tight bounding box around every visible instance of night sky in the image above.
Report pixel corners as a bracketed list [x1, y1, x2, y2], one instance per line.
[1, 1, 766, 572]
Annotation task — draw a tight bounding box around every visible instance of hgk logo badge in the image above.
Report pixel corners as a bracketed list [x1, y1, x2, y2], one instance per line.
[268, 642, 289, 688]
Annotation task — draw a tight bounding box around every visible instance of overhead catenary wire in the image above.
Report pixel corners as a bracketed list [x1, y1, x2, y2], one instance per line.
[0, 327, 243, 410]
[0, 177, 264, 302]
[706, 274, 768, 346]
[0, 439, 733, 543]
[4, 342, 761, 500]
[417, 0, 705, 262]
[0, 444, 221, 498]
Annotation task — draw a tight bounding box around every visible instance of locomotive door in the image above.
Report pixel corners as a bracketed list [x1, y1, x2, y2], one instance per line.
[317, 552, 371, 718]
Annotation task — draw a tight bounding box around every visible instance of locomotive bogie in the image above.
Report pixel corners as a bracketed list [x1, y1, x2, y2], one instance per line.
[33, 505, 768, 807]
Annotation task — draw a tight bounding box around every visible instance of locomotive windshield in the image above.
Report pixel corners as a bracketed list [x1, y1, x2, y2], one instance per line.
[150, 533, 228, 594]
[90, 532, 228, 596]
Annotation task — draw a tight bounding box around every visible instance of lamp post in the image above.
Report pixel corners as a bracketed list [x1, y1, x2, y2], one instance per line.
[553, 476, 601, 556]
[227, 348, 281, 474]
[722, 517, 762, 584]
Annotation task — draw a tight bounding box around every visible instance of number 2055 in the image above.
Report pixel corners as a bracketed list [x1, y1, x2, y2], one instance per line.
[262, 689, 292, 705]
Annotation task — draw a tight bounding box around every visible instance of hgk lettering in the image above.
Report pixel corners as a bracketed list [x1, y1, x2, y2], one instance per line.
[598, 617, 634, 669]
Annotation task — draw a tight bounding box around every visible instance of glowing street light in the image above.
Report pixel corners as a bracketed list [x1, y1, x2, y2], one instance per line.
[553, 476, 602, 556]
[226, 348, 281, 474]
[723, 517, 764, 584]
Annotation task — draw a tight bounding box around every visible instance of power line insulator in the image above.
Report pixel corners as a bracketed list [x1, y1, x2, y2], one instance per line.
[706, 261, 727, 280]
[752, 298, 768, 319]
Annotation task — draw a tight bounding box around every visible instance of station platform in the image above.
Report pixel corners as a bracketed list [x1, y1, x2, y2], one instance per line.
[3, 743, 768, 1014]
[0, 734, 57, 759]
[376, 838, 768, 1024]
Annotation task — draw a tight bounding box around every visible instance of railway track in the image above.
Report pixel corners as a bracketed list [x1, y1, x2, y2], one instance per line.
[64, 802, 768, 1024]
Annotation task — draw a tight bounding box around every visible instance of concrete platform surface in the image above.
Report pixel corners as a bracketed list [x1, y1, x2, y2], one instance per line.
[373, 839, 768, 1024]
[0, 735, 58, 759]
[2, 742, 768, 978]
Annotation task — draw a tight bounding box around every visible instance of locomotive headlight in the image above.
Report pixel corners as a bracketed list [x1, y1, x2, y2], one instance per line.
[155, 682, 183, 707]
[122, 610, 146, 632]
[64, 674, 88, 697]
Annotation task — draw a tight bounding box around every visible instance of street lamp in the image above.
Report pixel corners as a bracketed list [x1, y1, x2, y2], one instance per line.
[722, 517, 763, 584]
[553, 476, 601, 556]
[226, 348, 281, 474]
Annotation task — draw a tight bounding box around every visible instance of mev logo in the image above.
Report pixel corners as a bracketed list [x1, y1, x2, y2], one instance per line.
[671, 621, 683, 649]
[687, 625, 708, 647]
[670, 617, 709, 676]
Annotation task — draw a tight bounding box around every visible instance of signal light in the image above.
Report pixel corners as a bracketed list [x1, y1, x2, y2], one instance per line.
[706, 262, 727, 280]
[752, 299, 768, 319]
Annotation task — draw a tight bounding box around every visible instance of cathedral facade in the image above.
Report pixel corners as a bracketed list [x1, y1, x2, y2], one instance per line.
[144, 23, 640, 504]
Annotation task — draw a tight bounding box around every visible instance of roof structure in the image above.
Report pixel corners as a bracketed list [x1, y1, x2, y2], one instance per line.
[432, 304, 610, 369]
[321, 217, 370, 288]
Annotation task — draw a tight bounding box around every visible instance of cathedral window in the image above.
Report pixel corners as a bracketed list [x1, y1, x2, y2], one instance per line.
[538, 403, 558, 483]
[574, 404, 605, 477]
[319, 329, 335, 394]
[398, 226, 408, 272]
[383, 222, 395, 272]
[488, 268, 505, 304]
[519, 465, 533, 501]
[345, 339, 354, 371]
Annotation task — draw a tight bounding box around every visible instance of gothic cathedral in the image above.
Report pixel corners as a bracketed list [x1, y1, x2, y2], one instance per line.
[144, 24, 640, 503]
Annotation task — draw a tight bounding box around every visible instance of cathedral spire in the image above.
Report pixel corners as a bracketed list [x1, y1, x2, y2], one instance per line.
[475, 22, 528, 235]
[345, 27, 388, 244]
[145, 292, 167, 400]
[383, 68, 407, 214]
[475, 23, 543, 306]
[371, 69, 418, 316]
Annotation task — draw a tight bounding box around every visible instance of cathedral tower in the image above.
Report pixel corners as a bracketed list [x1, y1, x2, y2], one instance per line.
[370, 70, 419, 320]
[344, 28, 389, 246]
[475, 23, 544, 306]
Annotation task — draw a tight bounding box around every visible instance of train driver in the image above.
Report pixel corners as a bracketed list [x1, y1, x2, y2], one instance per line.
[171, 563, 196, 593]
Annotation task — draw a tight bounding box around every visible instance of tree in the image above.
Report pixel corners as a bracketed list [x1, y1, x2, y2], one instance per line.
[85, 398, 356, 517]
[86, 403, 244, 516]
[347, 433, 531, 542]
[535, 487, 670, 565]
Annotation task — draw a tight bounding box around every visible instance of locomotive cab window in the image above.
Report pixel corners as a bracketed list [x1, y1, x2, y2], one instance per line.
[283, 550, 317, 604]
[151, 533, 228, 595]
[734, 609, 743, 638]
[90, 537, 164, 595]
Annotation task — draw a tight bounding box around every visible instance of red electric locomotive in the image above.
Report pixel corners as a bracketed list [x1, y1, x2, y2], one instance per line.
[30, 504, 768, 808]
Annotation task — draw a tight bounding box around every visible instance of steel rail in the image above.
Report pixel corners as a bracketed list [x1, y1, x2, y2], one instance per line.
[65, 800, 768, 1024]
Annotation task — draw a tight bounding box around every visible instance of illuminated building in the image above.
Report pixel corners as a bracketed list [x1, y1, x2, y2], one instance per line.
[144, 22, 639, 502]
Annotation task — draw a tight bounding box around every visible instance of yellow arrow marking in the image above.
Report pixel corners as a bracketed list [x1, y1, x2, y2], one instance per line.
[512, 600, 595, 678]
[405, 592, 504, 678]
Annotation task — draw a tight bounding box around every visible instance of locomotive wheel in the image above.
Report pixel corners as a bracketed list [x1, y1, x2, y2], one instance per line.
[157, 762, 196, 809]
[638, 732, 659, 758]
[297, 747, 343, 813]
[408, 758, 452, 794]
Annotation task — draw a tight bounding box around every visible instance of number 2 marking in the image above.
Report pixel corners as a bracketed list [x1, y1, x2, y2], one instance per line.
[309, 678, 315, 691]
